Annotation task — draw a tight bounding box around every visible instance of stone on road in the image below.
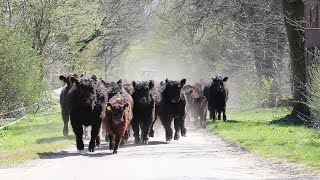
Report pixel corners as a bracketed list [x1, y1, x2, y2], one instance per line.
[0, 125, 318, 180]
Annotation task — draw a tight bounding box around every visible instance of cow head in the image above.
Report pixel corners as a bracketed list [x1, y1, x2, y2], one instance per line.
[132, 80, 154, 104]
[70, 76, 98, 110]
[164, 78, 186, 103]
[107, 102, 130, 125]
[211, 76, 228, 93]
[184, 88, 195, 104]
[103, 79, 124, 99]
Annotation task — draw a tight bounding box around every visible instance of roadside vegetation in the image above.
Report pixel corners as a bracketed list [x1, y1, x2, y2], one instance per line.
[208, 107, 320, 172]
[0, 106, 74, 167]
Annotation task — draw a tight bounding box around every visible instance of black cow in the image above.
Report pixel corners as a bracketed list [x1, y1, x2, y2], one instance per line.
[68, 75, 108, 152]
[156, 78, 187, 141]
[131, 80, 155, 144]
[59, 73, 81, 136]
[203, 76, 228, 121]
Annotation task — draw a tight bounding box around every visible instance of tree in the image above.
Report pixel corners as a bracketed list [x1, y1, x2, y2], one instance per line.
[282, 0, 309, 120]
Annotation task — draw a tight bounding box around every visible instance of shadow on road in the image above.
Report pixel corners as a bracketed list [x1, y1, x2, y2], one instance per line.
[37, 140, 169, 159]
[36, 135, 74, 144]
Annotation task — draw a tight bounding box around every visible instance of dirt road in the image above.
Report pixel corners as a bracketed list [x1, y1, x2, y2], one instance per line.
[0, 123, 318, 180]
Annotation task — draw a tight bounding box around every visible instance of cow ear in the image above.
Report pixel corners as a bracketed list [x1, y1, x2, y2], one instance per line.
[165, 78, 169, 84]
[69, 76, 79, 86]
[223, 77, 228, 82]
[132, 81, 136, 88]
[149, 80, 154, 89]
[91, 75, 97, 81]
[123, 103, 130, 112]
[180, 78, 186, 86]
[160, 81, 164, 86]
[117, 79, 123, 85]
[106, 103, 112, 111]
[101, 79, 107, 86]
[59, 75, 67, 83]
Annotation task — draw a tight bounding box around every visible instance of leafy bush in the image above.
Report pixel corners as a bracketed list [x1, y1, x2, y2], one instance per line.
[308, 60, 320, 127]
[239, 76, 272, 109]
[0, 26, 46, 112]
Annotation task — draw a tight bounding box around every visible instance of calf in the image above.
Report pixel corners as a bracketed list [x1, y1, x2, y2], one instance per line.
[102, 79, 133, 142]
[68, 75, 108, 152]
[103, 93, 133, 154]
[157, 78, 187, 141]
[203, 76, 228, 121]
[131, 80, 155, 144]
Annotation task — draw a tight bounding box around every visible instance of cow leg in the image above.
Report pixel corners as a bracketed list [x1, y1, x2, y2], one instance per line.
[218, 109, 221, 120]
[223, 107, 227, 121]
[161, 116, 173, 141]
[180, 116, 187, 137]
[173, 118, 181, 140]
[113, 135, 122, 154]
[148, 121, 155, 138]
[62, 111, 69, 136]
[212, 108, 217, 121]
[70, 116, 84, 151]
[109, 133, 115, 151]
[202, 110, 207, 128]
[131, 118, 141, 144]
[88, 123, 101, 152]
[142, 119, 152, 144]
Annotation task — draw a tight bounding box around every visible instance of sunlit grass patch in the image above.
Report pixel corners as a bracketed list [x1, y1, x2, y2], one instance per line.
[0, 106, 74, 167]
[208, 107, 320, 171]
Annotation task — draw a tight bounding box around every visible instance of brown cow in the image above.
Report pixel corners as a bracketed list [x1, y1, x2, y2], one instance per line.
[103, 93, 133, 154]
[187, 89, 208, 128]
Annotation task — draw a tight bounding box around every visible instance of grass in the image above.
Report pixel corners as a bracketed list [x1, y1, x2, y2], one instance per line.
[0, 105, 74, 167]
[208, 107, 320, 172]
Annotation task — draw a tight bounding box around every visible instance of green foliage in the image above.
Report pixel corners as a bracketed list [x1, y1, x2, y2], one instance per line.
[239, 76, 273, 109]
[208, 108, 320, 171]
[0, 26, 46, 112]
[0, 106, 74, 167]
[308, 61, 320, 126]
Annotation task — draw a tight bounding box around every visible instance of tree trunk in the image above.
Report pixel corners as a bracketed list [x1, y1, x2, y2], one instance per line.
[282, 0, 310, 120]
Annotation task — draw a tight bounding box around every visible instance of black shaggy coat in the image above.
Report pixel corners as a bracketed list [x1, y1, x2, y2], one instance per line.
[68, 75, 108, 152]
[131, 80, 155, 144]
[59, 74, 81, 136]
[203, 76, 228, 121]
[156, 78, 187, 141]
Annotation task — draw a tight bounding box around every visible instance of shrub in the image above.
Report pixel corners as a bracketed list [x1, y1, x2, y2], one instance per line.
[0, 26, 46, 112]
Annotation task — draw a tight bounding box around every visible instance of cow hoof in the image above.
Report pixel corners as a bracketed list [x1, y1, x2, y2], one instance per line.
[63, 128, 68, 136]
[148, 132, 154, 138]
[134, 138, 141, 144]
[174, 136, 180, 140]
[166, 138, 172, 141]
[143, 140, 148, 144]
[113, 150, 118, 154]
[77, 143, 84, 151]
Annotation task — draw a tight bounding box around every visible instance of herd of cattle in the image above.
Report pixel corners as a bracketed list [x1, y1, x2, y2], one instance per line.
[58, 74, 228, 154]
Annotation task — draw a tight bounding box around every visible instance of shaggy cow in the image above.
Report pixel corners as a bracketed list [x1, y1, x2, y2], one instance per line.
[123, 83, 134, 95]
[131, 80, 155, 144]
[203, 76, 228, 121]
[59, 73, 81, 136]
[156, 78, 187, 141]
[103, 93, 133, 154]
[68, 75, 108, 152]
